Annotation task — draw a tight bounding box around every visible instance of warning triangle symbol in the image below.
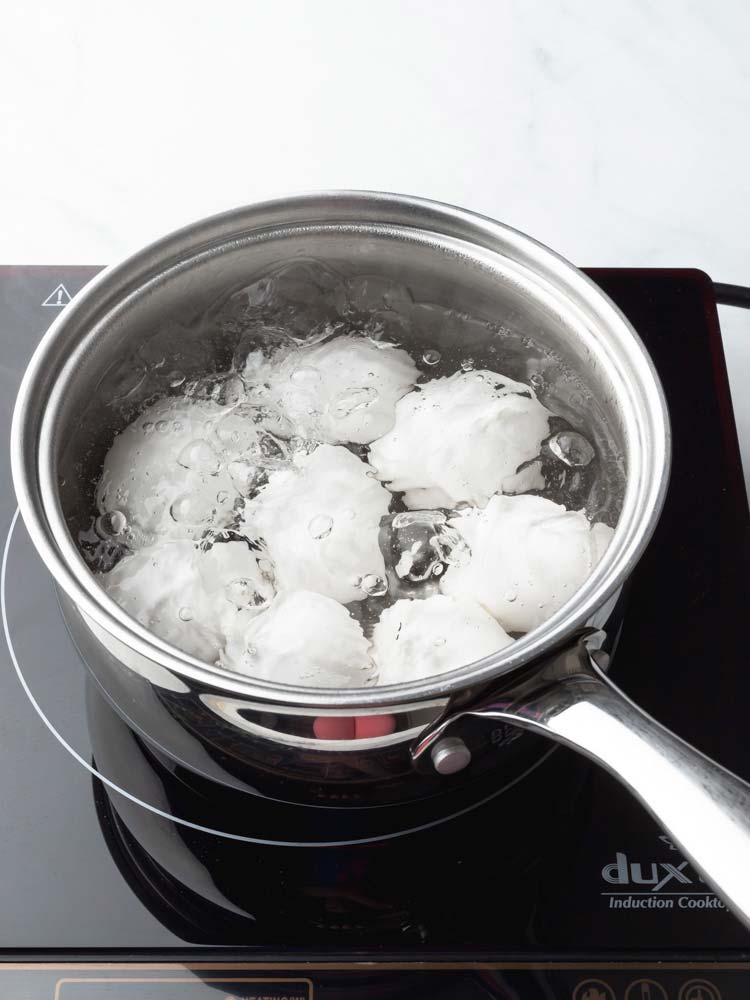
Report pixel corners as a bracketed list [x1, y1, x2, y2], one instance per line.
[41, 283, 72, 308]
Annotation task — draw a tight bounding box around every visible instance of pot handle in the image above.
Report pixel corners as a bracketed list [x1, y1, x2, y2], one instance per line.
[412, 637, 750, 930]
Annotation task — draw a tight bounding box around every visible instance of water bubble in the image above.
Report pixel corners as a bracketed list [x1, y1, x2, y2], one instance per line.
[290, 365, 321, 386]
[330, 386, 378, 419]
[168, 370, 185, 388]
[173, 420, 183, 433]
[361, 574, 388, 597]
[110, 366, 147, 402]
[169, 493, 216, 525]
[224, 578, 271, 611]
[288, 435, 318, 457]
[384, 510, 470, 586]
[255, 432, 288, 468]
[274, 268, 326, 305]
[343, 274, 413, 313]
[392, 511, 444, 530]
[185, 376, 224, 403]
[308, 514, 333, 540]
[228, 460, 258, 493]
[177, 439, 222, 476]
[445, 537, 471, 568]
[249, 404, 271, 425]
[178, 606, 193, 622]
[422, 349, 441, 366]
[95, 510, 127, 537]
[504, 591, 518, 603]
[143, 421, 154, 433]
[258, 558, 274, 578]
[242, 276, 276, 307]
[215, 409, 259, 453]
[222, 374, 246, 406]
[156, 420, 170, 434]
[460, 358, 475, 372]
[548, 430, 595, 468]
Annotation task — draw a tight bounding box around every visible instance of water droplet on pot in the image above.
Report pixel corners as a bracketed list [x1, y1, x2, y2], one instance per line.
[178, 606, 193, 622]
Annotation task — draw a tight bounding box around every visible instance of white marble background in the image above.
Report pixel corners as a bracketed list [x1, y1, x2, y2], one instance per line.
[1, 0, 749, 489]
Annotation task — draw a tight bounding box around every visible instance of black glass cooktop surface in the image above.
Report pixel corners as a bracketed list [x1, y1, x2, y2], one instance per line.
[0, 266, 748, 999]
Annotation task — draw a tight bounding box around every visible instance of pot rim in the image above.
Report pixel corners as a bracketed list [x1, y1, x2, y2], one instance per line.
[10, 190, 671, 710]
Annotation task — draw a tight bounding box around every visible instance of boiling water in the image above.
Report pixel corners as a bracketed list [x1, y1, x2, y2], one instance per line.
[72, 258, 625, 671]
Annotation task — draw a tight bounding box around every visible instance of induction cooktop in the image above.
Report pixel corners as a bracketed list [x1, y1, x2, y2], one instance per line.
[0, 266, 748, 999]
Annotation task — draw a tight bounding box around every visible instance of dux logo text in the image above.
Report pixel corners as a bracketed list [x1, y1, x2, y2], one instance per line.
[600, 848, 726, 910]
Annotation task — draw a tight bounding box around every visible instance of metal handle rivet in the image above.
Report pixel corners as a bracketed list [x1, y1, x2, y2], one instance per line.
[431, 737, 472, 775]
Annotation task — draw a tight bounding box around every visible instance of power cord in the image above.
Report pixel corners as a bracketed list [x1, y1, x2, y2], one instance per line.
[714, 283, 750, 309]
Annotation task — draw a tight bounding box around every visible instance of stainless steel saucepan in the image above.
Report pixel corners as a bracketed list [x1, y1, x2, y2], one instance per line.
[11, 192, 750, 927]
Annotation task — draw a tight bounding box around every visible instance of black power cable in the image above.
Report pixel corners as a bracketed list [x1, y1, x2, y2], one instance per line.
[714, 282, 750, 309]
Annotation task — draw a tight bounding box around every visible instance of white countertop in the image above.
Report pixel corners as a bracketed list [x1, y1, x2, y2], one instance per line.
[1, 1, 748, 492]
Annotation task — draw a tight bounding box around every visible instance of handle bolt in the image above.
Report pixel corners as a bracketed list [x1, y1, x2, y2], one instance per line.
[431, 737, 472, 775]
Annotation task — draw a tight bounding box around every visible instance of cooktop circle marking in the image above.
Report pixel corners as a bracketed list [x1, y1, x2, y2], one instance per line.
[2, 507, 555, 847]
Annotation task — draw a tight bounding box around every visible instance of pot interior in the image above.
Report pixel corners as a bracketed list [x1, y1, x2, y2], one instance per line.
[54, 224, 627, 545]
[23, 196, 667, 705]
